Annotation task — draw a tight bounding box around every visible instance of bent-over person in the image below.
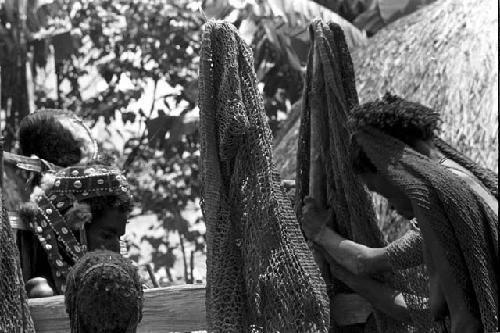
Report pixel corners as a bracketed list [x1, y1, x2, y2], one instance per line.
[302, 95, 498, 333]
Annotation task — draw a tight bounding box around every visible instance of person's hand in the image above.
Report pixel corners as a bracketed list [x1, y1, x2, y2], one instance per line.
[302, 197, 331, 243]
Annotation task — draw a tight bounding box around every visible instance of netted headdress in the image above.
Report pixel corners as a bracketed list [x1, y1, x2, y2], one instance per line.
[349, 93, 441, 143]
[65, 250, 143, 333]
[21, 164, 131, 293]
[1, 180, 35, 332]
[349, 94, 497, 198]
[349, 94, 498, 330]
[354, 126, 498, 332]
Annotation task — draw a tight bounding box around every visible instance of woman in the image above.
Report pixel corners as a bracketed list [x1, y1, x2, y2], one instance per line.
[302, 95, 497, 332]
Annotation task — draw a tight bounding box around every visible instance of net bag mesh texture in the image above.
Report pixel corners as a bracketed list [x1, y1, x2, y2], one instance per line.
[198, 21, 330, 332]
[1, 196, 35, 332]
[356, 127, 498, 332]
[65, 250, 144, 333]
[384, 137, 499, 332]
[295, 20, 434, 332]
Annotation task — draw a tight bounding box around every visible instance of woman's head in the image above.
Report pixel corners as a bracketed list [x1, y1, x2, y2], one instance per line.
[24, 163, 132, 255]
[62, 193, 131, 253]
[48, 164, 132, 253]
[19, 163, 132, 294]
[65, 250, 143, 333]
[350, 93, 442, 218]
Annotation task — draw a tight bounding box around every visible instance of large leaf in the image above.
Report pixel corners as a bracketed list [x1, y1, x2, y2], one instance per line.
[203, 0, 367, 49]
[263, 0, 367, 48]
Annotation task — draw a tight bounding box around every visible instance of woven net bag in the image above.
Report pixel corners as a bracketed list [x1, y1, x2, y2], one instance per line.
[1, 140, 35, 332]
[199, 21, 330, 332]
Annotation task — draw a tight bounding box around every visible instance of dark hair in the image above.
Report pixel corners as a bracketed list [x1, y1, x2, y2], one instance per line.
[19, 110, 85, 167]
[350, 93, 441, 173]
[65, 250, 143, 333]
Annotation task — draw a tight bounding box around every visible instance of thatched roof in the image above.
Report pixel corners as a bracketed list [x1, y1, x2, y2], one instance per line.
[274, 0, 498, 180]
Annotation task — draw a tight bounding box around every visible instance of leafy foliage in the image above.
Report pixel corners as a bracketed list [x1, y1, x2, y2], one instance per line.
[1, 0, 435, 285]
[203, 0, 367, 136]
[1, 0, 205, 284]
[60, 0, 204, 283]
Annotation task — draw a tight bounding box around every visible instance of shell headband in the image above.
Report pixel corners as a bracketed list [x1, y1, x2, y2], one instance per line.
[29, 164, 131, 291]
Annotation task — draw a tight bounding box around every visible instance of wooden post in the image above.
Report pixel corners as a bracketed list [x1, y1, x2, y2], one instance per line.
[146, 263, 160, 288]
[179, 233, 189, 283]
[2, 0, 30, 150]
[190, 250, 195, 284]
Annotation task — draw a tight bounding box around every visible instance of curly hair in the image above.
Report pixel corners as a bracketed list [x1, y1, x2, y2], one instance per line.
[65, 250, 143, 333]
[19, 109, 94, 167]
[350, 93, 441, 173]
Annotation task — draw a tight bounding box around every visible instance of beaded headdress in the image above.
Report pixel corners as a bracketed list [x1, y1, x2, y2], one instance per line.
[29, 164, 131, 292]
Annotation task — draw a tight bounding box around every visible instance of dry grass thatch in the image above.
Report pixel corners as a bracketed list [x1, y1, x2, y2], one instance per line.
[274, 0, 498, 182]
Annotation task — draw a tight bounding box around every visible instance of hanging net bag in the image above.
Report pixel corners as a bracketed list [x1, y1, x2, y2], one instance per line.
[1, 138, 35, 332]
[198, 21, 330, 332]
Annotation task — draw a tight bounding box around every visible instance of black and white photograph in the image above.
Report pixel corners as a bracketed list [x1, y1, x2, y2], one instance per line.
[0, 0, 497, 332]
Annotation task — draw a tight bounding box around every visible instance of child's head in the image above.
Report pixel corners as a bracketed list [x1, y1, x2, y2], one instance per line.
[65, 250, 143, 333]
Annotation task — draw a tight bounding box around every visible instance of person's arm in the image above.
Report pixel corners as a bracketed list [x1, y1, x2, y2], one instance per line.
[315, 226, 392, 275]
[318, 247, 412, 323]
[302, 198, 413, 322]
[302, 198, 391, 275]
[385, 228, 424, 270]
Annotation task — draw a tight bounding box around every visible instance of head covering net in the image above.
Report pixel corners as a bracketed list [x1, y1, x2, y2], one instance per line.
[1, 138, 35, 332]
[65, 250, 143, 333]
[198, 21, 330, 332]
[1, 190, 35, 332]
[355, 127, 498, 332]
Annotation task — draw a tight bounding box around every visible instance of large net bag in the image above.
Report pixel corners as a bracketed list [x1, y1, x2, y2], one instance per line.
[295, 20, 435, 332]
[0, 139, 35, 332]
[356, 127, 498, 332]
[198, 21, 330, 332]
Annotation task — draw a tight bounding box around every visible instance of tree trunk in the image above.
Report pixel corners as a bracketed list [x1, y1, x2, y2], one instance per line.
[2, 0, 30, 151]
[179, 233, 189, 284]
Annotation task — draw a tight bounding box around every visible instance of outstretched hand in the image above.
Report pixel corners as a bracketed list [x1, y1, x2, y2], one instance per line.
[301, 197, 331, 243]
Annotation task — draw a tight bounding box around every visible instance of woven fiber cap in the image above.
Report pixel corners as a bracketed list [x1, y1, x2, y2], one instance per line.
[65, 250, 143, 333]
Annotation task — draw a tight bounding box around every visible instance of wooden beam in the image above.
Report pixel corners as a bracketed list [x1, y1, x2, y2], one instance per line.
[29, 284, 207, 333]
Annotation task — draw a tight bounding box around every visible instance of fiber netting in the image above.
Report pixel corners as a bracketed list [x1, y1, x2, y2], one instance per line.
[198, 21, 330, 332]
[1, 147, 35, 332]
[356, 127, 498, 332]
[295, 20, 431, 332]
